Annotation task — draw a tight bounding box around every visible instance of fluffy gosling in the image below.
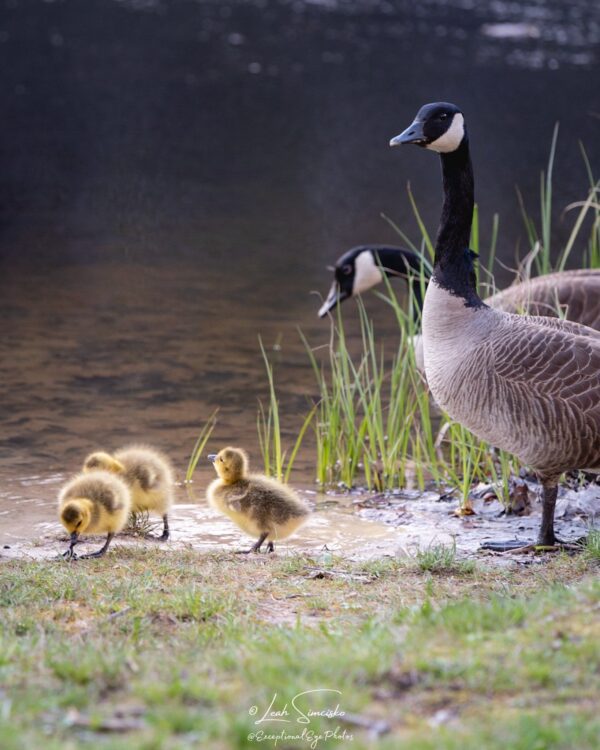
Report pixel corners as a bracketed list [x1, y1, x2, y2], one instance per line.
[207, 446, 310, 553]
[83, 445, 174, 540]
[58, 470, 131, 559]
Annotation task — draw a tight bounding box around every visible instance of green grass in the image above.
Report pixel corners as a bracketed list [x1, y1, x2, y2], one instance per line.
[185, 409, 218, 483]
[1, 549, 599, 748]
[414, 541, 476, 574]
[583, 529, 600, 563]
[257, 337, 316, 483]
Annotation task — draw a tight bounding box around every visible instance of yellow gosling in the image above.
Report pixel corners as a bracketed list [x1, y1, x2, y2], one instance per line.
[58, 470, 131, 559]
[206, 446, 310, 553]
[83, 445, 174, 540]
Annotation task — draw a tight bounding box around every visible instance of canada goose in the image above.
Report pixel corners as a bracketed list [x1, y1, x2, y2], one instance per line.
[58, 470, 131, 559]
[83, 445, 174, 541]
[206, 447, 310, 553]
[390, 102, 600, 549]
[318, 245, 426, 318]
[319, 246, 600, 330]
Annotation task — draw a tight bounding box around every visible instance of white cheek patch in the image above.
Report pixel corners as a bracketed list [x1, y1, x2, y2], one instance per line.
[426, 113, 465, 153]
[353, 251, 384, 295]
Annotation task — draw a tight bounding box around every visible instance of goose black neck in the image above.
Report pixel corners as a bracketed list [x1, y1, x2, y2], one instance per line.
[433, 138, 483, 307]
[374, 247, 429, 320]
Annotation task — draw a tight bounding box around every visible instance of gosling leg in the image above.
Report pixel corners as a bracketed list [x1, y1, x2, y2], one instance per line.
[266, 541, 275, 553]
[159, 514, 170, 541]
[236, 532, 268, 554]
[78, 533, 115, 559]
[62, 532, 80, 560]
[145, 514, 170, 541]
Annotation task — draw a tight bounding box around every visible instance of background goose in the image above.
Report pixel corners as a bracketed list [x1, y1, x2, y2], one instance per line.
[390, 101, 600, 549]
[318, 245, 425, 318]
[319, 245, 600, 331]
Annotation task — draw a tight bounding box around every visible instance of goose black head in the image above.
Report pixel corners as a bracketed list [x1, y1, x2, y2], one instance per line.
[390, 102, 466, 153]
[318, 245, 386, 317]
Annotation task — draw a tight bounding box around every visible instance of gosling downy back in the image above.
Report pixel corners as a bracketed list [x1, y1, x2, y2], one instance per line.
[113, 445, 174, 511]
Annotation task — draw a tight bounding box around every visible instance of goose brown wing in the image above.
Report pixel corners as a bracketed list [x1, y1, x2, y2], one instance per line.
[523, 314, 600, 340]
[493, 319, 600, 402]
[488, 272, 600, 331]
[490, 320, 600, 472]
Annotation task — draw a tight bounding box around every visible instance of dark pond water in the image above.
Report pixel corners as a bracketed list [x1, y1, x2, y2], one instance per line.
[1, 0, 599, 544]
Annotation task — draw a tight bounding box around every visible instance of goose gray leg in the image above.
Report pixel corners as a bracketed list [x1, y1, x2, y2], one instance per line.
[78, 533, 115, 559]
[537, 484, 558, 546]
[236, 532, 269, 554]
[481, 483, 584, 552]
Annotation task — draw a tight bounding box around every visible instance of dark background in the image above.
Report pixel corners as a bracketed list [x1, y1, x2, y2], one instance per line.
[1, 0, 599, 275]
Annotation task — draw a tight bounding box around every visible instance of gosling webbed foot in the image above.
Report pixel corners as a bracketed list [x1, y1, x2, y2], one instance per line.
[144, 514, 170, 541]
[60, 548, 79, 561]
[235, 532, 269, 555]
[76, 532, 115, 560]
[60, 532, 80, 560]
[77, 548, 108, 559]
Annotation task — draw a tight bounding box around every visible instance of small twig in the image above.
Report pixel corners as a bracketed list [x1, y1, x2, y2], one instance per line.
[339, 712, 391, 737]
[106, 606, 132, 622]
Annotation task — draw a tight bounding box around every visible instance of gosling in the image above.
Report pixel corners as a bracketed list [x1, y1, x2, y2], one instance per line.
[207, 447, 310, 553]
[83, 445, 174, 540]
[58, 470, 131, 559]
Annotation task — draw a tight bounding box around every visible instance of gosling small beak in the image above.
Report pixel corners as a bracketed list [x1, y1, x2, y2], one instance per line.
[207, 454, 218, 463]
[318, 283, 350, 318]
[389, 120, 427, 147]
[70, 531, 79, 542]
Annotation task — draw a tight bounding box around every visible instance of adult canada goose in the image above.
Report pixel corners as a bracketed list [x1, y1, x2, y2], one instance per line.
[319, 245, 600, 331]
[318, 245, 426, 318]
[390, 102, 600, 549]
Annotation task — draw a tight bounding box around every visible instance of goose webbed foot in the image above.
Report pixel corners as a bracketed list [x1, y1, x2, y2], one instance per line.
[480, 536, 586, 553]
[480, 539, 530, 552]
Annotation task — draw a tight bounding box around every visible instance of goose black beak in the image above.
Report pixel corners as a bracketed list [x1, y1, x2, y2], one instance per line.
[390, 120, 427, 147]
[207, 454, 218, 463]
[318, 283, 349, 318]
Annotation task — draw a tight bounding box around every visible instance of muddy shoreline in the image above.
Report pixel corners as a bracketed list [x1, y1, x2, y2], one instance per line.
[3, 479, 597, 566]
